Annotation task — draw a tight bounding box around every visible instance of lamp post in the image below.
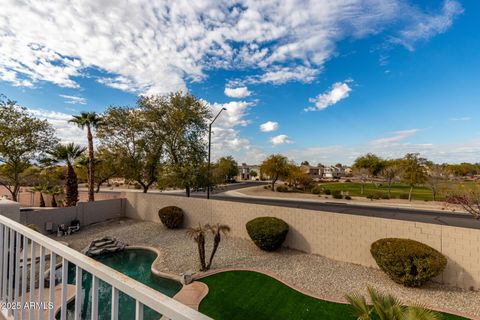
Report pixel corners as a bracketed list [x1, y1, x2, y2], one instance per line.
[207, 107, 227, 199]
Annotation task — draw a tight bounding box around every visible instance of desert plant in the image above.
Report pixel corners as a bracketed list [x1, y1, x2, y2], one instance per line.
[311, 185, 322, 194]
[205, 223, 230, 270]
[370, 238, 447, 287]
[345, 195, 352, 200]
[346, 286, 441, 320]
[276, 185, 289, 192]
[324, 189, 331, 195]
[158, 206, 184, 229]
[399, 193, 409, 200]
[187, 223, 230, 271]
[246, 217, 289, 251]
[186, 224, 207, 271]
[332, 190, 343, 199]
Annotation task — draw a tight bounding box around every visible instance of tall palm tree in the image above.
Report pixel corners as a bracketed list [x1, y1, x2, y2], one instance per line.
[69, 112, 102, 202]
[48, 143, 86, 207]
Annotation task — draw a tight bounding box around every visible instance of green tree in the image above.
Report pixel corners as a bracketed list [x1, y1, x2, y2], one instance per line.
[31, 183, 49, 207]
[286, 164, 311, 190]
[400, 153, 428, 201]
[96, 106, 164, 193]
[250, 170, 258, 179]
[70, 112, 102, 202]
[215, 156, 238, 182]
[45, 185, 63, 207]
[76, 147, 120, 193]
[140, 92, 210, 197]
[426, 163, 447, 201]
[48, 143, 86, 207]
[382, 160, 401, 197]
[260, 154, 289, 191]
[353, 153, 385, 187]
[0, 95, 57, 201]
[300, 161, 310, 166]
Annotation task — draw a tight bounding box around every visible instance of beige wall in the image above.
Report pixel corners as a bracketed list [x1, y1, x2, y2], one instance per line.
[123, 192, 480, 290]
[19, 199, 125, 234]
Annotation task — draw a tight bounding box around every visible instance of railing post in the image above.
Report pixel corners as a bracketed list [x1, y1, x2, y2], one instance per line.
[2, 227, 8, 300]
[0, 225, 3, 300]
[111, 287, 118, 320]
[60, 258, 68, 320]
[29, 241, 36, 320]
[21, 236, 28, 320]
[13, 232, 21, 319]
[7, 229, 14, 316]
[39, 246, 46, 320]
[74, 266, 82, 320]
[49, 252, 56, 320]
[92, 275, 99, 319]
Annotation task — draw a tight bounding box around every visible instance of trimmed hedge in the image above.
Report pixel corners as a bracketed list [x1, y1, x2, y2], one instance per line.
[158, 206, 184, 229]
[370, 238, 447, 287]
[246, 217, 289, 251]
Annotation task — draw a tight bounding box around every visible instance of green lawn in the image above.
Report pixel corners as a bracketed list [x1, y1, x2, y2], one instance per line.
[318, 182, 441, 201]
[198, 271, 466, 320]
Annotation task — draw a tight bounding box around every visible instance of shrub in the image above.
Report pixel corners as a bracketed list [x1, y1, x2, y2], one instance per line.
[263, 186, 269, 190]
[370, 238, 447, 287]
[399, 193, 409, 200]
[311, 185, 322, 195]
[324, 189, 331, 195]
[345, 195, 352, 200]
[381, 194, 390, 200]
[276, 185, 289, 192]
[332, 190, 343, 199]
[158, 206, 184, 229]
[345, 179, 351, 182]
[246, 217, 289, 251]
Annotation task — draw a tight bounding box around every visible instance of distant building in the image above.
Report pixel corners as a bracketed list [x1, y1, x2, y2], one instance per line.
[300, 165, 323, 181]
[236, 163, 262, 181]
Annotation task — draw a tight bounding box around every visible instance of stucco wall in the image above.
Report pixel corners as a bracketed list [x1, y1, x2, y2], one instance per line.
[123, 192, 480, 290]
[0, 198, 21, 221]
[20, 198, 125, 234]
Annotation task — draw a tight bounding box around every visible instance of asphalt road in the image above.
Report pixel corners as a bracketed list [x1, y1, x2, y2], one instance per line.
[99, 182, 480, 229]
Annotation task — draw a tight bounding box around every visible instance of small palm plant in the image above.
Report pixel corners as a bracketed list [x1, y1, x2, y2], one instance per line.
[345, 287, 441, 320]
[46, 185, 63, 207]
[186, 223, 230, 271]
[205, 223, 231, 270]
[31, 184, 48, 207]
[186, 224, 207, 271]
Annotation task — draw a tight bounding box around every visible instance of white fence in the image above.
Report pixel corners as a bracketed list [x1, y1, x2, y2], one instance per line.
[0, 214, 211, 320]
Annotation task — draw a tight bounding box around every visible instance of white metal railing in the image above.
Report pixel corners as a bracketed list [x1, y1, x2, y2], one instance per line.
[0, 214, 211, 320]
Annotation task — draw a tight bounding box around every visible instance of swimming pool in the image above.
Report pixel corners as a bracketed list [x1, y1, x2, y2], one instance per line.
[57, 249, 182, 320]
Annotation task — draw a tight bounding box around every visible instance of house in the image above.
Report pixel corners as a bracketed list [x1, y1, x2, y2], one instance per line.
[323, 166, 344, 179]
[301, 165, 324, 181]
[236, 163, 262, 181]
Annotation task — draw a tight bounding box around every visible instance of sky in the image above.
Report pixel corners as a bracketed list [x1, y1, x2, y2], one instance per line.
[1, 0, 479, 165]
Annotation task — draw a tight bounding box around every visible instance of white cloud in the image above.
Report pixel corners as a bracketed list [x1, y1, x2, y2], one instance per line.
[369, 129, 419, 145]
[59, 94, 87, 105]
[0, 1, 460, 92]
[224, 86, 251, 98]
[392, 0, 463, 51]
[305, 80, 352, 112]
[27, 108, 86, 145]
[450, 117, 471, 121]
[260, 121, 279, 132]
[270, 134, 293, 145]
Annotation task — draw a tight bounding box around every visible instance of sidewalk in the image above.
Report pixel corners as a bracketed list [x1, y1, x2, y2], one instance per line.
[224, 187, 466, 214]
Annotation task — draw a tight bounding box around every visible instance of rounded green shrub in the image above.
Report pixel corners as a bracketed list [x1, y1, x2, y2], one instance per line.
[246, 217, 289, 251]
[370, 238, 447, 287]
[332, 190, 343, 199]
[158, 206, 184, 229]
[324, 189, 331, 195]
[311, 185, 322, 195]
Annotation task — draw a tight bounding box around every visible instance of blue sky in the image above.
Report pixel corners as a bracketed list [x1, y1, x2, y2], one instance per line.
[1, 0, 479, 165]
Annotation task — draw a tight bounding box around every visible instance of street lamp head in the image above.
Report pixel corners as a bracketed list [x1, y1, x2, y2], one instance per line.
[222, 107, 227, 111]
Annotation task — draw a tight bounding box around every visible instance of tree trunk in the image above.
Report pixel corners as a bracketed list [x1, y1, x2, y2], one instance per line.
[39, 193, 45, 207]
[197, 234, 206, 271]
[65, 164, 79, 207]
[207, 233, 221, 270]
[142, 185, 149, 193]
[387, 182, 392, 197]
[408, 186, 413, 202]
[271, 178, 277, 191]
[51, 195, 57, 207]
[185, 185, 190, 197]
[87, 126, 95, 202]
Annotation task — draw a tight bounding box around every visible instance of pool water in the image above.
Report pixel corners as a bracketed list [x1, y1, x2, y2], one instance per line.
[57, 249, 182, 320]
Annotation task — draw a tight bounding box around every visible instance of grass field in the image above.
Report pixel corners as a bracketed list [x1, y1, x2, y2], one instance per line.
[318, 182, 442, 201]
[198, 271, 466, 320]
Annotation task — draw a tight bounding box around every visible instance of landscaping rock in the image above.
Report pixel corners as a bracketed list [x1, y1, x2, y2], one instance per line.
[82, 236, 127, 257]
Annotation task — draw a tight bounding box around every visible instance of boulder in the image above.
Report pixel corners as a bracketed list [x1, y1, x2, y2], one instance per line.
[82, 237, 127, 257]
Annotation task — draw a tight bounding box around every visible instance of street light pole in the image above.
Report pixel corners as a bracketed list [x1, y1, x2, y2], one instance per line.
[207, 107, 227, 199]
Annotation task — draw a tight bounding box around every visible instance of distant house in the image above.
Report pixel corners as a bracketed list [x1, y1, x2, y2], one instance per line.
[236, 163, 262, 181]
[323, 166, 344, 179]
[301, 165, 324, 181]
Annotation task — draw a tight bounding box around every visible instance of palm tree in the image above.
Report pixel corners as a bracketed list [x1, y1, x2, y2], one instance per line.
[345, 287, 441, 320]
[46, 185, 63, 207]
[48, 143, 86, 207]
[186, 224, 207, 271]
[31, 184, 48, 207]
[69, 112, 102, 202]
[205, 224, 230, 270]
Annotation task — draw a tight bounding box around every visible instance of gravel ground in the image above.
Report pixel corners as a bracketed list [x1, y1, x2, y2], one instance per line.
[59, 218, 480, 318]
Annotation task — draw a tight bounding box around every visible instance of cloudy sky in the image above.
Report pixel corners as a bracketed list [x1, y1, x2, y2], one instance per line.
[1, 0, 479, 165]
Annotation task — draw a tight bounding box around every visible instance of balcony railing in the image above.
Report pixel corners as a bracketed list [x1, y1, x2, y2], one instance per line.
[0, 214, 211, 320]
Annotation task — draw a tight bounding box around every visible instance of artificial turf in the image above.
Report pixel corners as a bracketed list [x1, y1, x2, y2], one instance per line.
[198, 270, 467, 320]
